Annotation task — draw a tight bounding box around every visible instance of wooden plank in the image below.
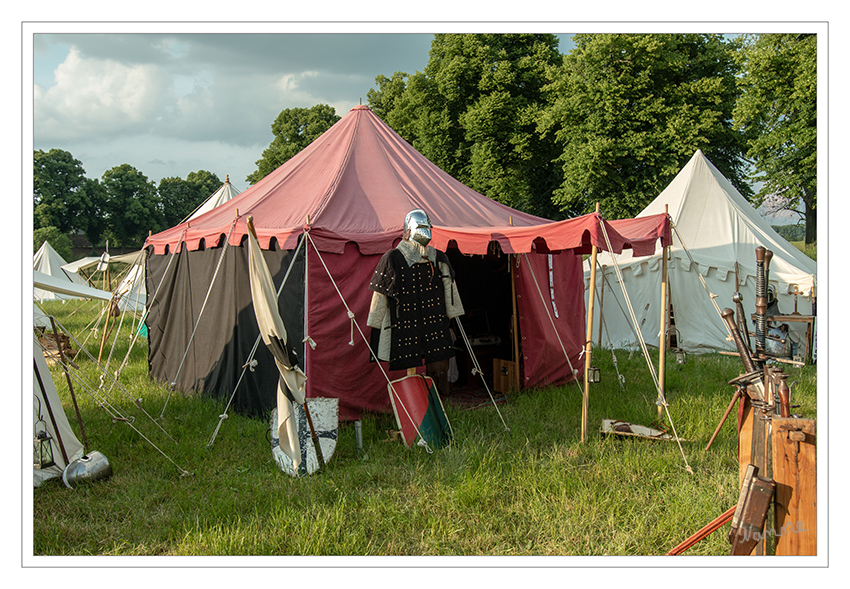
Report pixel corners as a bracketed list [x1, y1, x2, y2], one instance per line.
[738, 398, 754, 487]
[772, 417, 817, 555]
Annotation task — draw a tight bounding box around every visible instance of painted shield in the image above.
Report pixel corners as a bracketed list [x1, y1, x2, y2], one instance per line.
[271, 397, 339, 476]
[388, 375, 453, 450]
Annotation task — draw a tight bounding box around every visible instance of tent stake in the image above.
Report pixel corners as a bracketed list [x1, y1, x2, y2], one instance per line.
[658, 204, 669, 420]
[582, 203, 600, 443]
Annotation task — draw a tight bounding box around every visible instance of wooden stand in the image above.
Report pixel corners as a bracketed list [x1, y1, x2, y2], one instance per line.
[772, 417, 817, 555]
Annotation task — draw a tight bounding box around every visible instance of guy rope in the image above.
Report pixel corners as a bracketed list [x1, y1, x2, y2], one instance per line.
[597, 216, 693, 474]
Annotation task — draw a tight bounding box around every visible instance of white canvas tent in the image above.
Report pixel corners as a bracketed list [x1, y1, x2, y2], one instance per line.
[182, 176, 241, 222]
[33, 242, 88, 302]
[586, 150, 817, 355]
[33, 340, 86, 487]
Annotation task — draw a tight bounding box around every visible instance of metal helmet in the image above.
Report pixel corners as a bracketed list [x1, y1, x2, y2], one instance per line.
[404, 209, 432, 247]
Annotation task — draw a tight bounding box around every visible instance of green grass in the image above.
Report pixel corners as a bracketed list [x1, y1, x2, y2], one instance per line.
[32, 300, 817, 557]
[790, 240, 816, 261]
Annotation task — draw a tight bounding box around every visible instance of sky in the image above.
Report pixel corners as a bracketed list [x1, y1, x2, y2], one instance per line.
[32, 32, 443, 190]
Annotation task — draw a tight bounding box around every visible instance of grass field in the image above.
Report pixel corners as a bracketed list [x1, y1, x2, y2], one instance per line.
[31, 299, 817, 558]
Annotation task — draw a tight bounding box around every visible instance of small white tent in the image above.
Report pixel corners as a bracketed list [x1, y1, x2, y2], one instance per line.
[182, 176, 241, 222]
[586, 150, 817, 356]
[33, 242, 88, 302]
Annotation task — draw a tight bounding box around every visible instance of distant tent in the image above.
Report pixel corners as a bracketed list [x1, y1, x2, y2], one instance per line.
[33, 242, 87, 302]
[144, 105, 670, 421]
[183, 176, 241, 222]
[586, 150, 817, 354]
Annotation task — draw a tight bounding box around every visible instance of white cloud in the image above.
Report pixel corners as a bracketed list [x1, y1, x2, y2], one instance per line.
[34, 47, 170, 142]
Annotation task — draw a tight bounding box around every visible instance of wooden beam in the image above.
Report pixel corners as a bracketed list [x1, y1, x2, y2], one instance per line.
[772, 418, 817, 555]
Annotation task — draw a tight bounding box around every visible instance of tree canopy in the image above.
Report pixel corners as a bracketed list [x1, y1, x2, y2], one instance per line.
[369, 34, 564, 218]
[101, 164, 163, 248]
[246, 104, 340, 184]
[34, 148, 108, 243]
[540, 34, 749, 219]
[734, 34, 817, 243]
[158, 170, 222, 227]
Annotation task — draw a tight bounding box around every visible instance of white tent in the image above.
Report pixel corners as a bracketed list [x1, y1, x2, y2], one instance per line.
[586, 150, 817, 356]
[183, 176, 241, 222]
[33, 242, 88, 302]
[33, 340, 86, 487]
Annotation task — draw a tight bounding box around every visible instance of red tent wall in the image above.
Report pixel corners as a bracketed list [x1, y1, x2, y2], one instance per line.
[515, 251, 586, 390]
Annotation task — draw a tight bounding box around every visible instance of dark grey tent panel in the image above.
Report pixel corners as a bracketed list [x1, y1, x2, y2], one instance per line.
[145, 239, 305, 417]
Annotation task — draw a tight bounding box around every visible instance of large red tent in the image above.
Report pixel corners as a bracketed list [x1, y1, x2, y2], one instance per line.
[145, 105, 669, 420]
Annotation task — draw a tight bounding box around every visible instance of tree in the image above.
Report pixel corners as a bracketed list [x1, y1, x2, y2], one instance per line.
[370, 34, 563, 218]
[186, 170, 222, 198]
[540, 34, 750, 219]
[101, 164, 163, 247]
[34, 149, 109, 244]
[34, 226, 73, 261]
[734, 34, 817, 244]
[246, 105, 340, 184]
[158, 170, 221, 227]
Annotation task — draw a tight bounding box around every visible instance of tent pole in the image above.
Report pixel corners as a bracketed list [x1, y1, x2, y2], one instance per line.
[49, 316, 89, 452]
[301, 224, 325, 472]
[510, 254, 521, 392]
[657, 204, 669, 420]
[582, 203, 600, 444]
[597, 267, 605, 348]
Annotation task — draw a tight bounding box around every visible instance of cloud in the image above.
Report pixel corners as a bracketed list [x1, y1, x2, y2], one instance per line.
[35, 47, 170, 142]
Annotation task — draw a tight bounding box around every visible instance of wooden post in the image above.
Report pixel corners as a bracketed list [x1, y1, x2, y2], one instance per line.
[597, 270, 605, 348]
[657, 205, 669, 420]
[582, 203, 600, 443]
[772, 418, 816, 555]
[510, 254, 521, 392]
[50, 316, 88, 452]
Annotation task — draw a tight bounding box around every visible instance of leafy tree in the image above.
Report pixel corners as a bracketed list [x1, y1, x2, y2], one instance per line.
[540, 34, 750, 219]
[247, 105, 340, 184]
[370, 34, 563, 218]
[34, 149, 109, 244]
[772, 224, 805, 242]
[101, 164, 163, 247]
[34, 226, 73, 261]
[158, 170, 221, 227]
[734, 34, 817, 244]
[186, 170, 222, 198]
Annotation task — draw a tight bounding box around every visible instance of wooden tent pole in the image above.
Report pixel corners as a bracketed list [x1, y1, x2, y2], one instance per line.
[657, 204, 669, 420]
[582, 203, 600, 443]
[298, 217, 325, 472]
[50, 316, 89, 452]
[597, 271, 605, 348]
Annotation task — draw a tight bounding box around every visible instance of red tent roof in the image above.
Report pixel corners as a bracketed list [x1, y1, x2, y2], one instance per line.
[147, 105, 669, 256]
